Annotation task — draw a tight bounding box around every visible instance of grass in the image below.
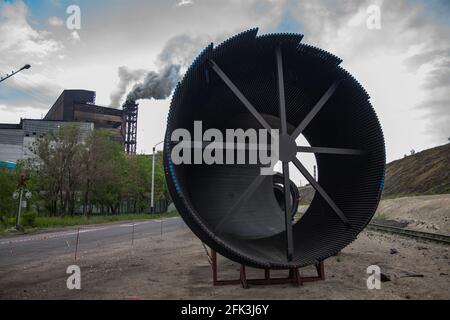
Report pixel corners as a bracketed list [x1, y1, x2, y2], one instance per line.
[0, 212, 179, 236]
[373, 212, 388, 221]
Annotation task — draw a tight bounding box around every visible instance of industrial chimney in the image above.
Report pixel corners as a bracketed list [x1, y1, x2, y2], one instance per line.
[122, 100, 139, 155]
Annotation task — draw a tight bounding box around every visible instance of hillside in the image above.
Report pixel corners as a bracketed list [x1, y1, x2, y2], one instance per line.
[298, 143, 450, 202]
[382, 143, 450, 197]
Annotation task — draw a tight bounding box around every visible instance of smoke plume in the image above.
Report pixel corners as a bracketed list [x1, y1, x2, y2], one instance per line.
[110, 33, 226, 107]
[126, 64, 181, 102]
[110, 66, 146, 107]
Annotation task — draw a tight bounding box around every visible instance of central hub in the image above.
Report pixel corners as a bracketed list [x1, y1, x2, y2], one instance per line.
[279, 134, 297, 162]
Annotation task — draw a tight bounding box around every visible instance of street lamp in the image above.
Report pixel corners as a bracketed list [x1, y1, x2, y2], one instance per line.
[0, 64, 31, 84]
[150, 141, 164, 213]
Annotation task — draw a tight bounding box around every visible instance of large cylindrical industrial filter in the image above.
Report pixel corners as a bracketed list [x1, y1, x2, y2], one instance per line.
[164, 29, 385, 269]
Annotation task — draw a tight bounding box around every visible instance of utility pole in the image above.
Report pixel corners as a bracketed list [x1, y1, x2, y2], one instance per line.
[0, 64, 31, 84]
[151, 141, 164, 214]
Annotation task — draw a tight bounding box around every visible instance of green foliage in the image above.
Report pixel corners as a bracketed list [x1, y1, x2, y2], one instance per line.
[374, 212, 387, 221]
[21, 212, 37, 228]
[20, 125, 171, 219]
[151, 152, 170, 202]
[0, 167, 16, 218]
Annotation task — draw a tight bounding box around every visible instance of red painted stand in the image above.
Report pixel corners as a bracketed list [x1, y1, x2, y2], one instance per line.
[211, 249, 325, 289]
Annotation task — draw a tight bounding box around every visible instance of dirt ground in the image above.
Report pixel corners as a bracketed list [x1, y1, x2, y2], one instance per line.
[0, 227, 448, 300]
[375, 194, 450, 234]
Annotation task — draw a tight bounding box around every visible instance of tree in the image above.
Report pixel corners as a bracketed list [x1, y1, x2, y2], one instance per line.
[0, 167, 16, 219]
[80, 129, 125, 216]
[31, 124, 84, 215]
[29, 126, 172, 216]
[88, 134, 125, 215]
[151, 151, 170, 205]
[122, 155, 150, 213]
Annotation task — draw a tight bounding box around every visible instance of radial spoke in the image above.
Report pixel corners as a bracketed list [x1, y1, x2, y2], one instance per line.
[292, 80, 341, 139]
[276, 47, 294, 261]
[214, 174, 267, 233]
[208, 60, 272, 133]
[276, 46, 287, 134]
[292, 158, 350, 227]
[282, 162, 294, 261]
[297, 146, 367, 156]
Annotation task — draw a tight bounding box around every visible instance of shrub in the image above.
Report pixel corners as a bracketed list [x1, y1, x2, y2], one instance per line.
[21, 212, 37, 228]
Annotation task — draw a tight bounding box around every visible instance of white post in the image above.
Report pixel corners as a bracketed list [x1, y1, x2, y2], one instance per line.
[16, 187, 23, 229]
[151, 147, 156, 213]
[150, 141, 164, 214]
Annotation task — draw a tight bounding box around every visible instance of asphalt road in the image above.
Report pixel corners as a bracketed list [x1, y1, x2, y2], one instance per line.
[0, 217, 186, 270]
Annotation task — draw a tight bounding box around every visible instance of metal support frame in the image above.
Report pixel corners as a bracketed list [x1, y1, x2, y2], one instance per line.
[122, 100, 139, 155]
[211, 249, 324, 289]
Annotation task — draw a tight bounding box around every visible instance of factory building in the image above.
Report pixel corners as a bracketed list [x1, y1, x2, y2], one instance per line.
[0, 119, 93, 164]
[0, 122, 25, 164]
[0, 89, 136, 165]
[44, 90, 125, 145]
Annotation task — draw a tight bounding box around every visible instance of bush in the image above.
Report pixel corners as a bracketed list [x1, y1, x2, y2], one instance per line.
[0, 215, 7, 228]
[21, 212, 37, 228]
[0, 215, 15, 229]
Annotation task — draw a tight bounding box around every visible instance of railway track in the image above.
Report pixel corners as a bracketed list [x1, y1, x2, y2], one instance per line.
[367, 223, 450, 245]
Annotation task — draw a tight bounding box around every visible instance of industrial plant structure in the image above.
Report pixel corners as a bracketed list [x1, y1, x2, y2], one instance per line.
[44, 90, 126, 146]
[122, 100, 139, 155]
[0, 89, 139, 165]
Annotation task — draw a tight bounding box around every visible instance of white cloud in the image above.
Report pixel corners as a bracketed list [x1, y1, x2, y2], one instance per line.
[0, 1, 65, 111]
[70, 30, 81, 42]
[0, 71, 62, 111]
[48, 16, 64, 27]
[176, 0, 194, 7]
[291, 0, 450, 159]
[0, 1, 63, 58]
[1, 0, 447, 161]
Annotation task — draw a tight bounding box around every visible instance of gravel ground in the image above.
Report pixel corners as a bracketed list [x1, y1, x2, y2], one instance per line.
[0, 227, 448, 300]
[375, 194, 450, 235]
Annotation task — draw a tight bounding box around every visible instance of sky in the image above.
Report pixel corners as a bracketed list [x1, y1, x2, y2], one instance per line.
[0, 0, 449, 184]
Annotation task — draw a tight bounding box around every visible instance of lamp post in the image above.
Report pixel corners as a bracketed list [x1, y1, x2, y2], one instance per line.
[0, 64, 31, 84]
[151, 141, 164, 214]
